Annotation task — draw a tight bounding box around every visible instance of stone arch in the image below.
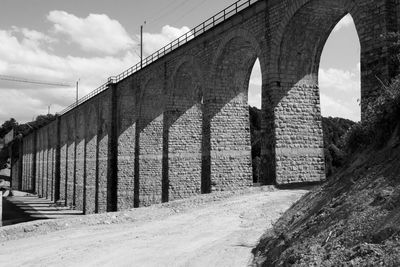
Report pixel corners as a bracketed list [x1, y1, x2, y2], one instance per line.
[268, 0, 393, 112]
[271, 0, 359, 79]
[208, 28, 265, 95]
[204, 28, 264, 192]
[136, 72, 165, 207]
[263, 0, 373, 185]
[168, 55, 204, 105]
[164, 56, 204, 201]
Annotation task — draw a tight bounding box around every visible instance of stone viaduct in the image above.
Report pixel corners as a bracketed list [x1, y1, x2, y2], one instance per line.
[12, 0, 400, 213]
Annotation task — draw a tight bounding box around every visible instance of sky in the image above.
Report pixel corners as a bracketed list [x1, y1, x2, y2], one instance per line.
[0, 0, 361, 123]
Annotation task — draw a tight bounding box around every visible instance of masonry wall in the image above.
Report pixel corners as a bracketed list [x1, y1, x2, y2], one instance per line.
[18, 0, 398, 213]
[116, 76, 138, 209]
[21, 134, 33, 192]
[84, 100, 98, 214]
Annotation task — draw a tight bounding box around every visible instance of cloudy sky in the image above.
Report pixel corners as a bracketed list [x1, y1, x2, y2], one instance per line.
[0, 0, 360, 123]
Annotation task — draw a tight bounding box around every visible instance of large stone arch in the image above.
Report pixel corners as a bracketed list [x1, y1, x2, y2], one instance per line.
[268, 0, 396, 114]
[262, 0, 396, 185]
[204, 28, 263, 192]
[208, 28, 264, 94]
[164, 56, 204, 201]
[136, 72, 165, 207]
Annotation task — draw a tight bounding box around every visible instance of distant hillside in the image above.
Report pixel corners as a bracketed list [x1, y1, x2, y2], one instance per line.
[249, 106, 262, 183]
[322, 117, 355, 176]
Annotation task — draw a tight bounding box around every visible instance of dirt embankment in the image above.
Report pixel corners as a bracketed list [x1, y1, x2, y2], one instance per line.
[252, 139, 400, 266]
[0, 187, 308, 267]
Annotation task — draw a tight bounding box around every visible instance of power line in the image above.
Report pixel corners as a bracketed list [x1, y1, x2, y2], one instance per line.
[145, 0, 182, 23]
[171, 0, 211, 26]
[0, 75, 72, 87]
[147, 0, 191, 25]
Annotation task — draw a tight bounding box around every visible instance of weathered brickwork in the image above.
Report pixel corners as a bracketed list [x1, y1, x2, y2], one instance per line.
[21, 134, 35, 192]
[66, 114, 76, 207]
[75, 108, 85, 211]
[84, 101, 98, 214]
[59, 117, 68, 204]
[16, 0, 398, 213]
[116, 76, 138, 210]
[165, 58, 203, 201]
[137, 71, 165, 207]
[98, 90, 112, 212]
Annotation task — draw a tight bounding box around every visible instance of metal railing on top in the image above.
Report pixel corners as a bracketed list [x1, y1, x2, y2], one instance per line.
[58, 0, 259, 116]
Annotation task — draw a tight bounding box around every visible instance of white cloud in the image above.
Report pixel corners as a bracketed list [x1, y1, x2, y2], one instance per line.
[143, 25, 190, 55]
[319, 66, 361, 121]
[249, 59, 262, 87]
[47, 10, 135, 55]
[248, 59, 262, 108]
[0, 26, 139, 122]
[12, 27, 57, 49]
[0, 18, 195, 123]
[333, 14, 354, 32]
[319, 67, 359, 92]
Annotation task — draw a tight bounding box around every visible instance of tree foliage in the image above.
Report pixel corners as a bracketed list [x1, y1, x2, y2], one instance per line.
[344, 75, 400, 152]
[0, 118, 18, 139]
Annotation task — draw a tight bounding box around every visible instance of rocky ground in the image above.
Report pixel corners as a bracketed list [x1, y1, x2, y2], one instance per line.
[0, 186, 309, 267]
[252, 139, 400, 266]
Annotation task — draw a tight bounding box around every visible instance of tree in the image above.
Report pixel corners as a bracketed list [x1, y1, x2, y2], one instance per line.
[0, 118, 18, 138]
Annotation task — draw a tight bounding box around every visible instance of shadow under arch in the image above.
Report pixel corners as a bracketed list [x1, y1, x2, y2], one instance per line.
[265, 0, 365, 185]
[134, 72, 165, 207]
[163, 56, 204, 201]
[204, 28, 264, 192]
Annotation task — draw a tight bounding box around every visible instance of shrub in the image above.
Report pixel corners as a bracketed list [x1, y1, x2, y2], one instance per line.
[343, 75, 400, 152]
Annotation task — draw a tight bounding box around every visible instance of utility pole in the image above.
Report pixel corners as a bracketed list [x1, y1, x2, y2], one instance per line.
[141, 21, 146, 69]
[47, 104, 51, 115]
[76, 79, 80, 105]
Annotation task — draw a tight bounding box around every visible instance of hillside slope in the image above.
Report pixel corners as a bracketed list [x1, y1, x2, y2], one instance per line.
[252, 131, 400, 266]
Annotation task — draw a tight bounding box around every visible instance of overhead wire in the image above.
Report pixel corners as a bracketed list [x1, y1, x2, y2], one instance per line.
[145, 0, 182, 23]
[0, 75, 72, 87]
[170, 0, 211, 26]
[147, 0, 191, 25]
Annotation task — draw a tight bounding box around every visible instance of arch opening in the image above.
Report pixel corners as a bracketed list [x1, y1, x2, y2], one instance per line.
[248, 59, 262, 183]
[319, 13, 361, 176]
[319, 14, 361, 122]
[272, 0, 362, 185]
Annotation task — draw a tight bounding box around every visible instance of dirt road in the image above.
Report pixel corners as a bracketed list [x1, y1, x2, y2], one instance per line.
[0, 188, 308, 267]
